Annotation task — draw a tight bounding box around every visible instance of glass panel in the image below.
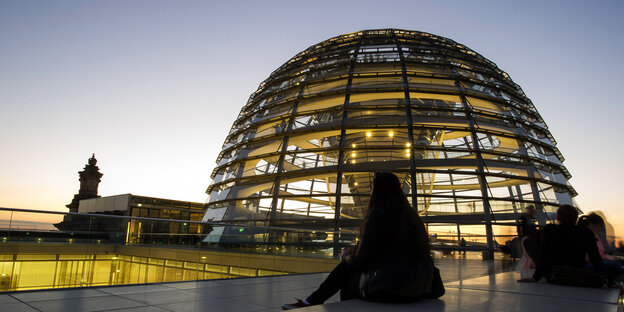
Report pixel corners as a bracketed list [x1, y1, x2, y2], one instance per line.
[272, 194, 338, 219]
[410, 92, 461, 104]
[282, 151, 338, 172]
[291, 111, 343, 130]
[537, 182, 558, 204]
[259, 73, 306, 96]
[302, 79, 348, 96]
[297, 94, 345, 113]
[404, 63, 453, 75]
[350, 76, 403, 91]
[408, 76, 457, 92]
[307, 64, 350, 81]
[250, 118, 288, 139]
[345, 109, 408, 127]
[488, 200, 515, 214]
[349, 92, 404, 104]
[356, 51, 400, 63]
[338, 194, 369, 219]
[353, 63, 401, 74]
[344, 129, 410, 149]
[287, 131, 341, 150]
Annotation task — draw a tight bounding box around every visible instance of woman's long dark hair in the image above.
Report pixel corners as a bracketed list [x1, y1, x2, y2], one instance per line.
[358, 172, 431, 261]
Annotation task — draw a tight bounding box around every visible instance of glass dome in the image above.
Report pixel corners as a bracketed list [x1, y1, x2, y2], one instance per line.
[202, 29, 577, 248]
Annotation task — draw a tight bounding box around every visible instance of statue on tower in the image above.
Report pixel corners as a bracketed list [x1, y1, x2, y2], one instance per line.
[66, 154, 104, 212]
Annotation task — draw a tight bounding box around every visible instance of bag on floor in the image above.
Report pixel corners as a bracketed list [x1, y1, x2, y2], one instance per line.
[516, 255, 536, 279]
[359, 262, 444, 302]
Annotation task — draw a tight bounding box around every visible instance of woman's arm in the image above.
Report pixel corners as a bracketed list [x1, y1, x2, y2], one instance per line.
[585, 229, 605, 272]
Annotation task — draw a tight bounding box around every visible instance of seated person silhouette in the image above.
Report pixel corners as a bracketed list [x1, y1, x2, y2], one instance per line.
[578, 213, 623, 286]
[282, 172, 444, 310]
[518, 204, 604, 284]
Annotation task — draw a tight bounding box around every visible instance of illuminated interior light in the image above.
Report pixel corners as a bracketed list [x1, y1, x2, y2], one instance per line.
[351, 160, 356, 164]
[388, 131, 394, 137]
[354, 182, 358, 186]
[406, 142, 411, 147]
[405, 149, 410, 153]
[352, 144, 356, 148]
[351, 152, 356, 157]
[366, 131, 372, 137]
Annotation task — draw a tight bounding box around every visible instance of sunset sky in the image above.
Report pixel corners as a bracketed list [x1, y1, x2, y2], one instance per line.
[1, 1, 622, 238]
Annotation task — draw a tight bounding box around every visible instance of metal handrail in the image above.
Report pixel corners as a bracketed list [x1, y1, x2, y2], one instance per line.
[0, 207, 337, 234]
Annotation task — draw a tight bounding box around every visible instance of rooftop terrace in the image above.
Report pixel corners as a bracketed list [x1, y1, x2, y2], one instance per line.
[2, 259, 621, 312]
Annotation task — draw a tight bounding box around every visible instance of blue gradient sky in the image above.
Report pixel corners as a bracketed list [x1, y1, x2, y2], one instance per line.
[1, 1, 623, 236]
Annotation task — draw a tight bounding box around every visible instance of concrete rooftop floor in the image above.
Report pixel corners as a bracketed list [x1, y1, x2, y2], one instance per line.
[1, 259, 620, 312]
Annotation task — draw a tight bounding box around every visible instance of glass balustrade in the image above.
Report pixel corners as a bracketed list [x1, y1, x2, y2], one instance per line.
[0, 206, 531, 291]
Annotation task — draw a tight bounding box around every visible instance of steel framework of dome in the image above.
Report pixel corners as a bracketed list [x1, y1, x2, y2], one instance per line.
[203, 29, 577, 250]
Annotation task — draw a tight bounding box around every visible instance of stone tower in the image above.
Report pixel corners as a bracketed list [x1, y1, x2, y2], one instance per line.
[66, 154, 103, 213]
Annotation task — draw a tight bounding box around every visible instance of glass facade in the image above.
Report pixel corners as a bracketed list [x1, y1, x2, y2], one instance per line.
[202, 29, 578, 250]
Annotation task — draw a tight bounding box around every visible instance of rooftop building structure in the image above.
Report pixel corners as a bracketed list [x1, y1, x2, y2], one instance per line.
[56, 155, 208, 244]
[202, 29, 579, 251]
[79, 194, 208, 244]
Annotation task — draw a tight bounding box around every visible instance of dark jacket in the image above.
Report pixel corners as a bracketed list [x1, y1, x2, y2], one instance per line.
[533, 224, 604, 281]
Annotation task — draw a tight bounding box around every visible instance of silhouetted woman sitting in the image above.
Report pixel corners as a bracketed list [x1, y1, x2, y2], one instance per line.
[282, 172, 444, 310]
